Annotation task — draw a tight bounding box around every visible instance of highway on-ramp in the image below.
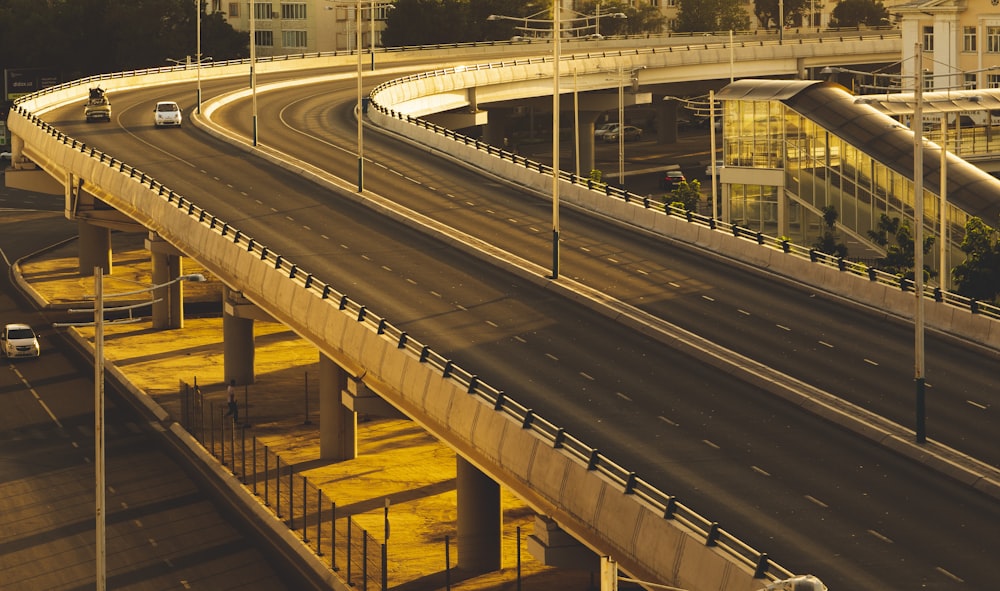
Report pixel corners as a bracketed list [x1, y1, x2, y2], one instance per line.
[33, 65, 1000, 590]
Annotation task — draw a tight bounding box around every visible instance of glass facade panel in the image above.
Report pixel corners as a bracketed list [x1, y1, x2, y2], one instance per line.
[721, 95, 972, 275]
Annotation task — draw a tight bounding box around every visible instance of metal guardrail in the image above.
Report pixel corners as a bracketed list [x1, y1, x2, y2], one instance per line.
[11, 101, 798, 583]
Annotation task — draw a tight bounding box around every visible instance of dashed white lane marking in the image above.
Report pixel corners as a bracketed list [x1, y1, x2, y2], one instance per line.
[669, 282, 681, 288]
[658, 415, 678, 427]
[579, 372, 595, 381]
[702, 295, 715, 302]
[615, 392, 632, 402]
[514, 336, 527, 343]
[545, 353, 558, 361]
[805, 495, 828, 508]
[967, 400, 987, 410]
[738, 309, 750, 316]
[702, 439, 720, 449]
[867, 529, 893, 543]
[818, 341, 833, 348]
[776, 324, 790, 331]
[935, 567, 964, 583]
[12, 367, 61, 427]
[864, 358, 879, 366]
[751, 465, 770, 476]
[486, 320, 498, 328]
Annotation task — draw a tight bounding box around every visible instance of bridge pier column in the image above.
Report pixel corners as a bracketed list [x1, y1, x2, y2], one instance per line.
[576, 111, 602, 178]
[319, 355, 357, 461]
[222, 286, 256, 385]
[146, 232, 185, 329]
[527, 514, 597, 570]
[456, 456, 501, 573]
[483, 108, 511, 148]
[657, 98, 680, 144]
[78, 221, 111, 277]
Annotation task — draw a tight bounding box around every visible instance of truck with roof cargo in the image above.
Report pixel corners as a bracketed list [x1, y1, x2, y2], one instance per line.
[84, 87, 111, 122]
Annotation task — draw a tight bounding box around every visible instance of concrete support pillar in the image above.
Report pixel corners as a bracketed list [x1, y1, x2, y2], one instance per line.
[576, 111, 602, 178]
[147, 232, 184, 330]
[222, 286, 255, 386]
[319, 354, 357, 461]
[456, 456, 501, 572]
[483, 108, 511, 149]
[657, 98, 679, 144]
[600, 556, 618, 591]
[78, 221, 111, 276]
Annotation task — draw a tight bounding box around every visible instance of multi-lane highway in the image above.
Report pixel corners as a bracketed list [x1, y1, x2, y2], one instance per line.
[32, 63, 1000, 590]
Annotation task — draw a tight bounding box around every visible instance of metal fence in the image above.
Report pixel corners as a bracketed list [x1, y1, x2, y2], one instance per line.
[179, 381, 387, 590]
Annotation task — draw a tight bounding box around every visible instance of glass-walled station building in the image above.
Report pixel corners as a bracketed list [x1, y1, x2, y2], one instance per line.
[714, 79, 1000, 279]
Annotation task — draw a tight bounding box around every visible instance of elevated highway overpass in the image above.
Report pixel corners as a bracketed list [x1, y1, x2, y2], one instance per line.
[9, 32, 1000, 591]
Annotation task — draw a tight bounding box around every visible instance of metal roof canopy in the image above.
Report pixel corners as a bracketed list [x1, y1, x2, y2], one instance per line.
[716, 79, 1000, 222]
[853, 88, 1000, 115]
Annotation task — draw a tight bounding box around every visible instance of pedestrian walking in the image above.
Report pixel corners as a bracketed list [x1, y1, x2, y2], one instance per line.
[225, 378, 238, 423]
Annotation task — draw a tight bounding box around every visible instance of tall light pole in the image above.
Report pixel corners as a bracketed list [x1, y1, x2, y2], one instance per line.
[94, 269, 105, 591]
[196, 0, 202, 114]
[913, 43, 927, 444]
[55, 269, 205, 591]
[356, 0, 364, 192]
[552, 0, 561, 278]
[249, 0, 258, 146]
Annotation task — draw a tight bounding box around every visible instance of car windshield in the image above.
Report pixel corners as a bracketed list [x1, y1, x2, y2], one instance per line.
[8, 328, 35, 339]
[157, 104, 178, 112]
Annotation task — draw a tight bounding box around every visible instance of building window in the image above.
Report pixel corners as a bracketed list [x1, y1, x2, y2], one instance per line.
[988, 74, 1000, 88]
[964, 26, 977, 52]
[253, 2, 272, 20]
[281, 3, 306, 20]
[255, 29, 273, 46]
[987, 26, 1000, 53]
[922, 26, 934, 51]
[965, 73, 977, 89]
[228, 2, 239, 17]
[665, 0, 676, 6]
[282, 29, 307, 47]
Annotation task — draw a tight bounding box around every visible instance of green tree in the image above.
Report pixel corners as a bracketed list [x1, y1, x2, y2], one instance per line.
[829, 0, 889, 28]
[0, 0, 246, 81]
[574, 0, 665, 36]
[812, 205, 848, 258]
[384, 0, 544, 45]
[867, 214, 935, 279]
[676, 0, 750, 33]
[952, 217, 1000, 301]
[666, 179, 702, 212]
[754, 0, 808, 30]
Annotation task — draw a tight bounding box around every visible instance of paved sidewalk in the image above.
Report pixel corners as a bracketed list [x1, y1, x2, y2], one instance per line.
[20, 233, 595, 591]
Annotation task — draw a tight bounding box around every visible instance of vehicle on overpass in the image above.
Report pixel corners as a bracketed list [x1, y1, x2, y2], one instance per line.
[84, 87, 111, 122]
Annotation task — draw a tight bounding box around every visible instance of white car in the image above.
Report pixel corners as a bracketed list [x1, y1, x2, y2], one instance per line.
[1, 323, 40, 358]
[153, 101, 183, 127]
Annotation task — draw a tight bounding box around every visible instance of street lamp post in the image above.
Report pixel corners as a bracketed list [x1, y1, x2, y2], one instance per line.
[249, 0, 258, 146]
[196, 0, 202, 114]
[488, 6, 624, 279]
[913, 44, 927, 444]
[552, 1, 561, 279]
[56, 269, 206, 590]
